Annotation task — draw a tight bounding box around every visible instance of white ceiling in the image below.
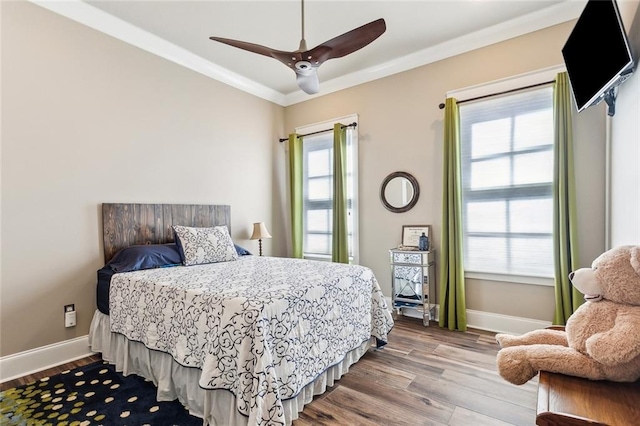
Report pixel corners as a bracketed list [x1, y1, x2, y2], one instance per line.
[33, 0, 587, 106]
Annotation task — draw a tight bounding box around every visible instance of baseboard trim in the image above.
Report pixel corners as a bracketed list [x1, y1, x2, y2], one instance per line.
[465, 309, 551, 335]
[0, 335, 95, 383]
[385, 296, 551, 334]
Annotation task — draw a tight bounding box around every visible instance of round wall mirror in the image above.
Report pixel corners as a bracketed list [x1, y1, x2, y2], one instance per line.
[380, 172, 420, 213]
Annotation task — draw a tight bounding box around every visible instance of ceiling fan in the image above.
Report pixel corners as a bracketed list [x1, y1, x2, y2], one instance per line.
[209, 0, 386, 95]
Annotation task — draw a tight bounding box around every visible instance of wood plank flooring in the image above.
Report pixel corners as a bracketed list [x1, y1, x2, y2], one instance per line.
[293, 315, 538, 426]
[0, 315, 538, 425]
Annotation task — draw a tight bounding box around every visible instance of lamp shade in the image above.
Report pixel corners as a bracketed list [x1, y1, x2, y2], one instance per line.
[250, 222, 272, 240]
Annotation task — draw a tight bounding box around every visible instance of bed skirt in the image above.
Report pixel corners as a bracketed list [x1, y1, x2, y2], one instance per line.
[88, 310, 373, 425]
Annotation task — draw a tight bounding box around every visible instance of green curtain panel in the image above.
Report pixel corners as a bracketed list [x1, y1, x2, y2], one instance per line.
[552, 72, 582, 325]
[439, 97, 467, 331]
[332, 123, 350, 263]
[288, 133, 303, 259]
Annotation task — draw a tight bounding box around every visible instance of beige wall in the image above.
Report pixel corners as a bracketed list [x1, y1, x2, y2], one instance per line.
[0, 2, 284, 357]
[283, 21, 607, 322]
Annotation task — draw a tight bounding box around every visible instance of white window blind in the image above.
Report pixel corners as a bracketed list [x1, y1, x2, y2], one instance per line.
[459, 86, 554, 278]
[298, 120, 358, 262]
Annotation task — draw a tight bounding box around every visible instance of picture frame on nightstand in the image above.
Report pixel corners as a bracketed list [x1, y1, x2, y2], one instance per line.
[401, 225, 431, 248]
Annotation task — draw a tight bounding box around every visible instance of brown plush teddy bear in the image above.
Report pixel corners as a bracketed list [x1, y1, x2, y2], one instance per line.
[495, 245, 640, 385]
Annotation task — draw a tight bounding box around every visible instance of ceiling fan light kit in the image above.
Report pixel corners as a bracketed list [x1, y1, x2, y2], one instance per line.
[209, 0, 386, 95]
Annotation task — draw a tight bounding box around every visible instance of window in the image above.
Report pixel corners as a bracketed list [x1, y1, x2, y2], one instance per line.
[459, 87, 554, 279]
[297, 116, 358, 262]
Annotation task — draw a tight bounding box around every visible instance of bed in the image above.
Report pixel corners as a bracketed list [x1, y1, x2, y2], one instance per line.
[89, 203, 394, 425]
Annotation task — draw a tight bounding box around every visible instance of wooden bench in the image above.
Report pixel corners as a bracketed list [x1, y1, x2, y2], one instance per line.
[536, 370, 640, 425]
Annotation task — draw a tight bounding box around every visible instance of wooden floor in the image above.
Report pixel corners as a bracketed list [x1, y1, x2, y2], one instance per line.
[293, 315, 538, 426]
[1, 315, 538, 425]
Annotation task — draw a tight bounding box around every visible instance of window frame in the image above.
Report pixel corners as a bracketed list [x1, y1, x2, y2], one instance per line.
[449, 66, 565, 286]
[295, 114, 359, 264]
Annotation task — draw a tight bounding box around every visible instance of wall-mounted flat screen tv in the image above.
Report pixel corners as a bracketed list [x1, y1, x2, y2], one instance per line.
[562, 0, 635, 114]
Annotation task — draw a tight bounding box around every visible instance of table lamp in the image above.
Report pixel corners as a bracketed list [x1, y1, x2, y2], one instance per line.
[250, 222, 271, 256]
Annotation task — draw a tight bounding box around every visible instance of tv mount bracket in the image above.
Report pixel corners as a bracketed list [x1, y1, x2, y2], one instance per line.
[603, 67, 635, 117]
[603, 88, 617, 117]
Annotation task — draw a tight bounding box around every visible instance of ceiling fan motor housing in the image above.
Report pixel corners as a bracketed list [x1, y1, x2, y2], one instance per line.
[295, 61, 314, 75]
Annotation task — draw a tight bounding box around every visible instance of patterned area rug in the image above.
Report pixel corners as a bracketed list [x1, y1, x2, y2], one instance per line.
[0, 360, 202, 425]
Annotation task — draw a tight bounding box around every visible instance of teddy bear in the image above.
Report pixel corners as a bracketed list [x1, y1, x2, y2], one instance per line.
[495, 245, 640, 385]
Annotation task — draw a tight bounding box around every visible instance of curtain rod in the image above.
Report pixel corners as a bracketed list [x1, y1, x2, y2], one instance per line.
[438, 80, 555, 109]
[279, 122, 357, 142]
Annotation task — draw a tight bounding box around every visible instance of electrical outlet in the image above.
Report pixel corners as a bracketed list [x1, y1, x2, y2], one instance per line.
[64, 304, 76, 328]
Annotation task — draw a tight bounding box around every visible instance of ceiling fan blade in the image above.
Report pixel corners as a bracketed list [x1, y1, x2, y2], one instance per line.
[210, 35, 318, 93]
[210, 36, 303, 72]
[296, 68, 320, 95]
[306, 18, 386, 65]
[209, 36, 288, 59]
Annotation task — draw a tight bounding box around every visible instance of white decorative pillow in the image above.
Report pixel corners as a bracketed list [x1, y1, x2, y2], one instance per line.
[172, 225, 238, 266]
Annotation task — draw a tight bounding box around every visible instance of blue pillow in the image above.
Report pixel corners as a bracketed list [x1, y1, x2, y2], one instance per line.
[235, 244, 252, 256]
[106, 243, 182, 273]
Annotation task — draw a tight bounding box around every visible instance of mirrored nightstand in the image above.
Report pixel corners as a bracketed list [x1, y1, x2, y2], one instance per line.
[389, 249, 436, 326]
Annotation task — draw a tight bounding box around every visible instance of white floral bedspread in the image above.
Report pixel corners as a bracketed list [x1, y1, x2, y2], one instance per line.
[108, 256, 394, 425]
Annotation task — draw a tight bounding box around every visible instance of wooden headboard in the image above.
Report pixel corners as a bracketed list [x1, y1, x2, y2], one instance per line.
[102, 203, 231, 263]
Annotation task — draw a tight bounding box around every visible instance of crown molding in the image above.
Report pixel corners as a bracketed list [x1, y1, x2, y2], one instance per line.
[30, 0, 583, 108]
[29, 0, 287, 106]
[282, 1, 584, 106]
